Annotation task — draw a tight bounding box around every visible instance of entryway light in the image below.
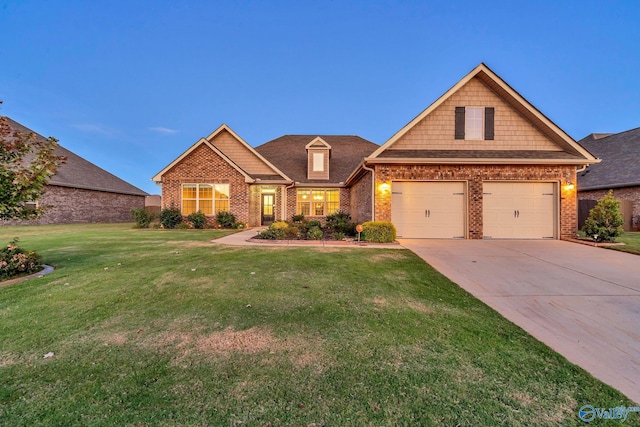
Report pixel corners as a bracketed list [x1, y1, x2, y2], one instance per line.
[379, 181, 390, 192]
[564, 182, 575, 191]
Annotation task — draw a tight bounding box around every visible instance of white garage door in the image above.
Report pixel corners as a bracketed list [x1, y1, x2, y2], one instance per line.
[391, 181, 466, 239]
[483, 182, 556, 239]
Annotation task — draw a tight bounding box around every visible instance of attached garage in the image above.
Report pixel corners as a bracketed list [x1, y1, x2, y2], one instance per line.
[391, 181, 466, 238]
[483, 182, 557, 239]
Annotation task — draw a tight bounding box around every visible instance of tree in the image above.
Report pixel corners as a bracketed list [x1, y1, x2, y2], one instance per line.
[1, 101, 66, 221]
[582, 190, 625, 242]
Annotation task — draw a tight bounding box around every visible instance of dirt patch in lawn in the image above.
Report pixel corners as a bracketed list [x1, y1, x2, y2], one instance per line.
[367, 252, 408, 262]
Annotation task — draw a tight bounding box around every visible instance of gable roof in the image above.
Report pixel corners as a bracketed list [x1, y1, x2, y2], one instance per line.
[4, 117, 148, 197]
[152, 124, 290, 183]
[368, 63, 598, 165]
[255, 135, 378, 184]
[577, 127, 640, 190]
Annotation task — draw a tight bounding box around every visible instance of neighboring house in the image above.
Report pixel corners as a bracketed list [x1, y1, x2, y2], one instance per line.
[577, 127, 640, 230]
[153, 63, 598, 239]
[3, 117, 148, 225]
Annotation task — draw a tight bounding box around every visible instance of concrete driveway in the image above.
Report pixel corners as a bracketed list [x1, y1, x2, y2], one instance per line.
[399, 239, 640, 403]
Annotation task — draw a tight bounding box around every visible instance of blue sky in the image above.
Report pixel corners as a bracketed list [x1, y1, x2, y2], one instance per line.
[1, 0, 638, 195]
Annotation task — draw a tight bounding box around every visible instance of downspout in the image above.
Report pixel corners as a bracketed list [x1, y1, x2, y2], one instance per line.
[576, 164, 587, 173]
[362, 162, 376, 221]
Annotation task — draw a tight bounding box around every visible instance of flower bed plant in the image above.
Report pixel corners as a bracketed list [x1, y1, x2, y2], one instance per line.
[256, 213, 358, 241]
[0, 238, 42, 280]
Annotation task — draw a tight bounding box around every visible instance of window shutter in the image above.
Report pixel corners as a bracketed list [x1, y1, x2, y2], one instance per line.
[455, 107, 465, 139]
[484, 107, 494, 140]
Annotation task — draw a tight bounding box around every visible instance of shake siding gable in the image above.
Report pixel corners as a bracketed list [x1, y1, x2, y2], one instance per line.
[208, 129, 276, 175]
[389, 77, 560, 152]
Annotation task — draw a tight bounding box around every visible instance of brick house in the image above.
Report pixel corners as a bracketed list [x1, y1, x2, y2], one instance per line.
[577, 127, 640, 230]
[152, 125, 377, 226]
[3, 117, 148, 225]
[153, 63, 598, 239]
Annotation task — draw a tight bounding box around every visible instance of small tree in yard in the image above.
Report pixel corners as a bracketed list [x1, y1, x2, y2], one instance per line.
[582, 190, 624, 242]
[1, 102, 66, 220]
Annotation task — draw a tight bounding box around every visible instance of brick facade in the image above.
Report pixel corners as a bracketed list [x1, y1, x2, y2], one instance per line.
[3, 185, 145, 225]
[161, 143, 251, 225]
[349, 171, 373, 224]
[373, 164, 578, 240]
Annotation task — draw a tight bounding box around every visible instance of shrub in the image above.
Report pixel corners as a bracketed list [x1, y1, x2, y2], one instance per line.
[215, 211, 236, 228]
[582, 190, 624, 242]
[291, 214, 305, 223]
[308, 220, 322, 228]
[130, 208, 155, 228]
[187, 211, 207, 229]
[232, 222, 246, 229]
[333, 232, 345, 241]
[0, 238, 42, 280]
[361, 221, 396, 243]
[256, 228, 279, 240]
[176, 222, 190, 229]
[160, 206, 183, 229]
[285, 225, 300, 239]
[326, 211, 356, 236]
[307, 226, 323, 240]
[271, 221, 289, 230]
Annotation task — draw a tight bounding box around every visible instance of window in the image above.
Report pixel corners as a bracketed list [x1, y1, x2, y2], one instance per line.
[181, 183, 229, 215]
[465, 107, 484, 140]
[312, 152, 324, 172]
[455, 106, 494, 140]
[296, 189, 340, 216]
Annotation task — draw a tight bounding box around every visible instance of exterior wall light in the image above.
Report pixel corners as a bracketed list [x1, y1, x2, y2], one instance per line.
[379, 181, 390, 192]
[564, 182, 575, 191]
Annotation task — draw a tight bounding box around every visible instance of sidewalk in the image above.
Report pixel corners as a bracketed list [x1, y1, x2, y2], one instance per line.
[211, 228, 403, 249]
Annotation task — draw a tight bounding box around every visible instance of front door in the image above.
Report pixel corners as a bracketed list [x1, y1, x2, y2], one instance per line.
[261, 194, 275, 226]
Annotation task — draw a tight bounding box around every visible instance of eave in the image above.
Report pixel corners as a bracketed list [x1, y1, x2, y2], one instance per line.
[365, 157, 599, 166]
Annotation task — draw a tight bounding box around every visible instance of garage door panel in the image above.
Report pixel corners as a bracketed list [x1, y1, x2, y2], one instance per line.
[483, 182, 556, 239]
[392, 181, 466, 239]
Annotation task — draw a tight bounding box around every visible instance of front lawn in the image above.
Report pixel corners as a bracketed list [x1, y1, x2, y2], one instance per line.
[0, 224, 636, 425]
[609, 231, 640, 255]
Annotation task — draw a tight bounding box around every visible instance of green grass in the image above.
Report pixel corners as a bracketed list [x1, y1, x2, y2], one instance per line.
[0, 224, 636, 426]
[609, 231, 640, 255]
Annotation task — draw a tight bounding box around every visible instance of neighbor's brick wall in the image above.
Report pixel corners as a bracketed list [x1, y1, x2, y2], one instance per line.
[374, 164, 577, 240]
[349, 171, 373, 224]
[391, 77, 559, 151]
[579, 187, 640, 230]
[161, 143, 250, 225]
[3, 185, 145, 225]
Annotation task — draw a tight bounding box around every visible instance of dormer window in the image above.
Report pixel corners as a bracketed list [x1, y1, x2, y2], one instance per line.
[455, 106, 495, 140]
[306, 137, 331, 180]
[313, 152, 324, 172]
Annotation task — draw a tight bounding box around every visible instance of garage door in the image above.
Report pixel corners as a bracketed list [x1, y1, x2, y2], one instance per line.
[391, 181, 465, 238]
[483, 182, 556, 239]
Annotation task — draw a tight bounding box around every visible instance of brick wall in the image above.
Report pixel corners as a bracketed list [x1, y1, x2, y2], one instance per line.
[373, 164, 578, 240]
[161, 143, 251, 225]
[3, 185, 145, 225]
[349, 171, 373, 223]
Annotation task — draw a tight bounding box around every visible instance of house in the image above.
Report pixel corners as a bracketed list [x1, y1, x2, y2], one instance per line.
[152, 127, 378, 226]
[2, 117, 148, 225]
[577, 127, 640, 230]
[153, 63, 598, 239]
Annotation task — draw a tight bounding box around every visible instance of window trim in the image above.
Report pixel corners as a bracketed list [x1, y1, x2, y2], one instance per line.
[296, 188, 340, 216]
[181, 183, 229, 216]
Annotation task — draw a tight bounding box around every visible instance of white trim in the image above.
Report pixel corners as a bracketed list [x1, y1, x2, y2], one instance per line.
[365, 157, 593, 165]
[305, 137, 332, 150]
